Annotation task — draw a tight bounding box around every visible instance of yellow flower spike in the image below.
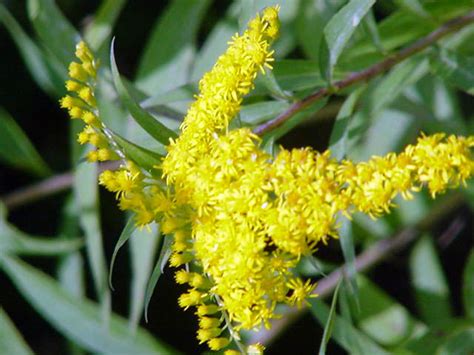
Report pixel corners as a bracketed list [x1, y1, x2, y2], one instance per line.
[190, 273, 212, 289]
[60, 95, 83, 110]
[247, 343, 265, 355]
[78, 87, 96, 107]
[169, 252, 194, 267]
[81, 111, 99, 126]
[175, 269, 192, 284]
[58, 7, 474, 354]
[69, 107, 83, 119]
[161, 217, 181, 234]
[99, 170, 120, 192]
[196, 327, 222, 343]
[199, 316, 221, 329]
[286, 278, 318, 308]
[224, 350, 241, 355]
[196, 304, 220, 316]
[173, 240, 191, 252]
[75, 41, 94, 64]
[77, 131, 90, 145]
[65, 80, 82, 92]
[68, 62, 89, 82]
[86, 150, 99, 162]
[207, 337, 230, 351]
[178, 289, 205, 309]
[97, 148, 115, 161]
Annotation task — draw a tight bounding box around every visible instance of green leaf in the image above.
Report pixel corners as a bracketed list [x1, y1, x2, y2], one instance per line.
[74, 162, 110, 307]
[399, 318, 472, 354]
[109, 217, 135, 290]
[356, 276, 421, 346]
[136, 0, 211, 95]
[141, 84, 196, 109]
[0, 108, 51, 176]
[260, 70, 294, 100]
[0, 4, 63, 96]
[463, 249, 474, 319]
[0, 308, 33, 355]
[362, 9, 384, 54]
[338, 219, 359, 309]
[393, 0, 431, 19]
[310, 297, 388, 355]
[340, 1, 473, 69]
[84, 0, 127, 51]
[191, 19, 237, 81]
[320, 0, 375, 82]
[144, 235, 173, 322]
[0, 255, 177, 354]
[0, 202, 82, 256]
[329, 86, 365, 160]
[110, 40, 177, 145]
[409, 235, 452, 327]
[112, 133, 163, 171]
[239, 0, 255, 32]
[129, 223, 161, 331]
[27, 0, 79, 68]
[370, 55, 428, 115]
[318, 281, 341, 355]
[430, 48, 474, 95]
[436, 327, 474, 355]
[295, 0, 339, 61]
[240, 101, 290, 125]
[254, 60, 326, 94]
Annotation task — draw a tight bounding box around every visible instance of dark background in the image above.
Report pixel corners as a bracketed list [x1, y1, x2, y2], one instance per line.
[0, 1, 472, 354]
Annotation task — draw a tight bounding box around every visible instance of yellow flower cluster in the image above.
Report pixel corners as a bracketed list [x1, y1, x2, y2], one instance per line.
[61, 7, 474, 353]
[60, 41, 174, 227]
[60, 42, 119, 162]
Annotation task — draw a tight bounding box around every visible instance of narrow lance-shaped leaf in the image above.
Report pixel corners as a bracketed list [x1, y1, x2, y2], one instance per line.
[394, 0, 431, 19]
[109, 217, 136, 290]
[27, 0, 79, 68]
[129, 223, 161, 331]
[430, 48, 474, 96]
[318, 281, 342, 355]
[144, 235, 173, 322]
[0, 108, 51, 177]
[84, 0, 127, 51]
[320, 0, 376, 82]
[110, 39, 177, 145]
[0, 255, 177, 354]
[74, 162, 110, 310]
[0, 202, 82, 256]
[338, 219, 359, 309]
[355, 275, 422, 346]
[191, 19, 237, 81]
[0, 4, 63, 96]
[410, 235, 452, 327]
[135, 0, 211, 94]
[0, 308, 33, 355]
[329, 86, 365, 160]
[310, 296, 388, 355]
[436, 327, 474, 355]
[463, 249, 474, 319]
[112, 132, 164, 171]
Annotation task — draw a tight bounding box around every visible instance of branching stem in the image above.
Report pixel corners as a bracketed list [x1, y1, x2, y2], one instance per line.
[253, 10, 474, 135]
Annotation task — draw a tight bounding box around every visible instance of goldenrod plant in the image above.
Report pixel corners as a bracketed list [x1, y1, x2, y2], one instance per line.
[1, 1, 474, 354]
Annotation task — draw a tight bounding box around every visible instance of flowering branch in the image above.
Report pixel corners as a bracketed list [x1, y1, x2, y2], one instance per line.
[253, 10, 474, 135]
[5, 11, 474, 212]
[248, 192, 465, 346]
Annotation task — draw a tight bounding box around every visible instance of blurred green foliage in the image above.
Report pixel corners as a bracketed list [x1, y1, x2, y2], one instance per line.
[0, 0, 473, 353]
